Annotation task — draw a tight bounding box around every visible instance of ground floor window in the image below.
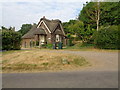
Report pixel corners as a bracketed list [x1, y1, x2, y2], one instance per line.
[24, 42, 26, 48]
[39, 35, 46, 44]
[30, 41, 32, 47]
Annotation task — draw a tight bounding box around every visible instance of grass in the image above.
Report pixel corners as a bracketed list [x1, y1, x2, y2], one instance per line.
[2, 49, 90, 73]
[64, 43, 119, 52]
[73, 57, 88, 66]
[65, 43, 95, 49]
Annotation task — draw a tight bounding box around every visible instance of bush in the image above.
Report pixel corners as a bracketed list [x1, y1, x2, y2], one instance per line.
[46, 44, 53, 49]
[67, 39, 74, 46]
[67, 34, 74, 46]
[93, 25, 119, 49]
[2, 30, 22, 50]
[40, 44, 53, 49]
[41, 44, 47, 48]
[36, 41, 39, 46]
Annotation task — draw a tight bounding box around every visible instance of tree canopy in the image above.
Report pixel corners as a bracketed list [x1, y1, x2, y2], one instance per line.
[18, 24, 32, 36]
[2, 27, 22, 50]
[78, 2, 119, 29]
[62, 2, 119, 49]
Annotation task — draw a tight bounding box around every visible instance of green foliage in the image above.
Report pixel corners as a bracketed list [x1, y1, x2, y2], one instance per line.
[93, 25, 119, 49]
[78, 2, 119, 28]
[70, 21, 84, 35]
[66, 43, 95, 50]
[78, 2, 97, 28]
[40, 44, 53, 49]
[67, 39, 74, 46]
[100, 2, 120, 26]
[62, 20, 77, 34]
[66, 34, 74, 46]
[80, 25, 95, 43]
[36, 41, 39, 46]
[40, 44, 46, 48]
[1, 26, 8, 30]
[73, 57, 87, 66]
[2, 29, 22, 50]
[63, 20, 95, 44]
[18, 24, 32, 36]
[46, 44, 53, 49]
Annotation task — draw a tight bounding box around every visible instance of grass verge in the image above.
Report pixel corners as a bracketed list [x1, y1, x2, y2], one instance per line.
[2, 49, 90, 73]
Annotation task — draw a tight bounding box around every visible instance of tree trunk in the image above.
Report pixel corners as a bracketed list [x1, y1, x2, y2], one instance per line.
[96, 1, 100, 31]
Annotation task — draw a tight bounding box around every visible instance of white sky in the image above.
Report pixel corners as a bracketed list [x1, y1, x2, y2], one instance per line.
[0, 0, 91, 31]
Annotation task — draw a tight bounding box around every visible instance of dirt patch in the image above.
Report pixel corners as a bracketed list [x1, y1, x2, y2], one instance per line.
[2, 49, 90, 73]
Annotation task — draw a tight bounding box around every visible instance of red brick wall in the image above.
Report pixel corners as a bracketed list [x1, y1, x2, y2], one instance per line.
[22, 38, 35, 48]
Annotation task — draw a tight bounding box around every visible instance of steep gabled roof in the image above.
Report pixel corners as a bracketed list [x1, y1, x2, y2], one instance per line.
[34, 28, 46, 35]
[54, 29, 63, 35]
[40, 17, 61, 33]
[22, 25, 37, 39]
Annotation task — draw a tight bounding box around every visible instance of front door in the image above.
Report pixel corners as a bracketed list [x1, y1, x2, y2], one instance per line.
[39, 35, 46, 45]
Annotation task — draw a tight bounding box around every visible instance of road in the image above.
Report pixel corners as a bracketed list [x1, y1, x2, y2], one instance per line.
[2, 50, 118, 88]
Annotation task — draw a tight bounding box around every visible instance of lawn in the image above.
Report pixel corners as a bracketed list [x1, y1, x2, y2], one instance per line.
[64, 43, 119, 52]
[2, 49, 90, 73]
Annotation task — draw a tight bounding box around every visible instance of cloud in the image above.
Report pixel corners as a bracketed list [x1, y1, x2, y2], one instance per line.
[1, 1, 88, 31]
[1, 0, 91, 3]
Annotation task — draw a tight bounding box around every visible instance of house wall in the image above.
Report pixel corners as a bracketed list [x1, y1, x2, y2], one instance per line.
[22, 20, 66, 47]
[52, 24, 66, 45]
[39, 22, 52, 44]
[22, 38, 35, 48]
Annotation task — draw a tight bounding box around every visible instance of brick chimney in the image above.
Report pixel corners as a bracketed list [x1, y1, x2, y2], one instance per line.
[43, 16, 45, 18]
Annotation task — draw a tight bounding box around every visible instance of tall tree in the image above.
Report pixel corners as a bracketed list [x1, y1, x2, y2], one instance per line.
[18, 24, 32, 36]
[78, 1, 101, 31]
[62, 20, 77, 34]
[99, 2, 120, 26]
[78, 2, 119, 30]
[2, 27, 22, 50]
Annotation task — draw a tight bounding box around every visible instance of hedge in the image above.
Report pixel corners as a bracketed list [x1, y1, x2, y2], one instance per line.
[2, 30, 22, 50]
[94, 25, 119, 49]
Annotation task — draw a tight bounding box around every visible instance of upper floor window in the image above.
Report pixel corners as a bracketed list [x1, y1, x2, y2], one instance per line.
[56, 35, 61, 42]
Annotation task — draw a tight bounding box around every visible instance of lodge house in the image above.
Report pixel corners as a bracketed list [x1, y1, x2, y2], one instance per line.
[22, 16, 66, 48]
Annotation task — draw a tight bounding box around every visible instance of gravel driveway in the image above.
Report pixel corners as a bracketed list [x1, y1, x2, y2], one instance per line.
[44, 50, 118, 71]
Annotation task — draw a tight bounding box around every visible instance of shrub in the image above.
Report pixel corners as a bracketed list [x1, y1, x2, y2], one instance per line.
[93, 25, 119, 49]
[40, 44, 53, 49]
[46, 44, 53, 49]
[36, 41, 39, 46]
[67, 34, 74, 46]
[41, 44, 47, 48]
[2, 30, 22, 50]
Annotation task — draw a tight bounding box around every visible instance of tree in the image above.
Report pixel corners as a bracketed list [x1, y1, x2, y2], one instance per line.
[93, 25, 119, 49]
[1, 26, 8, 30]
[62, 20, 77, 34]
[99, 2, 120, 26]
[18, 24, 32, 36]
[2, 27, 22, 50]
[68, 20, 95, 43]
[78, 1, 101, 31]
[78, 2, 119, 30]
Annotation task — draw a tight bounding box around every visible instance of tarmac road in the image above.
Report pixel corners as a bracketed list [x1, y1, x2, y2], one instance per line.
[2, 71, 118, 88]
